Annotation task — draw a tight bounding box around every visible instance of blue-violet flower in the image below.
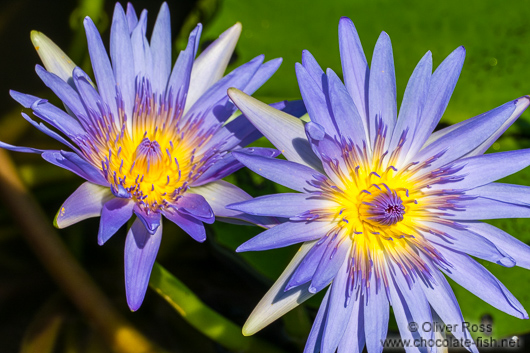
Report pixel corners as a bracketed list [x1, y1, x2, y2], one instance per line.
[227, 17, 530, 353]
[3, 2, 297, 310]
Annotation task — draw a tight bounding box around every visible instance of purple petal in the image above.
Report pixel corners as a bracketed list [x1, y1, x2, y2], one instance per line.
[419, 254, 477, 347]
[310, 237, 352, 293]
[421, 220, 515, 266]
[10, 90, 41, 108]
[306, 130, 348, 188]
[232, 149, 324, 192]
[124, 218, 163, 311]
[437, 245, 528, 319]
[125, 3, 138, 33]
[430, 149, 530, 191]
[389, 51, 432, 163]
[98, 197, 134, 245]
[321, 258, 354, 352]
[55, 182, 113, 228]
[133, 205, 161, 235]
[186, 55, 264, 127]
[368, 31, 397, 148]
[337, 295, 365, 353]
[270, 99, 307, 118]
[338, 17, 369, 126]
[427, 96, 530, 158]
[459, 221, 530, 270]
[110, 3, 135, 119]
[130, 11, 151, 82]
[166, 24, 201, 112]
[163, 209, 206, 242]
[72, 67, 111, 128]
[305, 121, 325, 141]
[237, 220, 331, 252]
[227, 88, 323, 172]
[227, 193, 335, 218]
[190, 180, 278, 228]
[387, 272, 426, 346]
[12, 91, 85, 138]
[326, 68, 367, 146]
[407, 46, 465, 158]
[193, 147, 279, 186]
[244, 58, 283, 95]
[187, 23, 241, 109]
[466, 182, 530, 206]
[301, 50, 325, 92]
[42, 150, 109, 186]
[415, 98, 517, 172]
[0, 140, 44, 154]
[35, 65, 87, 121]
[295, 62, 337, 136]
[203, 100, 307, 155]
[84, 17, 118, 118]
[390, 262, 433, 342]
[303, 289, 331, 353]
[20, 112, 79, 152]
[447, 197, 530, 220]
[174, 193, 214, 224]
[286, 236, 332, 290]
[150, 3, 171, 95]
[363, 274, 389, 353]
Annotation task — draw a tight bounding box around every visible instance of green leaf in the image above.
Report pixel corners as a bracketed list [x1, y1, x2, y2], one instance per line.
[149, 262, 287, 353]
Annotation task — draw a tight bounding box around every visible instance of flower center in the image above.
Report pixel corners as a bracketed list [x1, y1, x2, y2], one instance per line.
[133, 138, 164, 176]
[79, 80, 219, 212]
[358, 185, 406, 227]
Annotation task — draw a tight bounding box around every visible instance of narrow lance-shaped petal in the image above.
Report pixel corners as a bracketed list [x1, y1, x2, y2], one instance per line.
[31, 31, 77, 85]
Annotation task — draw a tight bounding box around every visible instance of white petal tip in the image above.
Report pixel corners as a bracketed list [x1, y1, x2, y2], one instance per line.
[242, 320, 260, 336]
[30, 30, 76, 82]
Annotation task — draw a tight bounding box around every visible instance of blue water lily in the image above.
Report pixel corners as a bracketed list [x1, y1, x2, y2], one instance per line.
[2, 2, 302, 311]
[227, 17, 530, 353]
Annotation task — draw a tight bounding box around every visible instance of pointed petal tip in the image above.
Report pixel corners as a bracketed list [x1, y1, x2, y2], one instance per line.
[227, 86, 244, 100]
[53, 210, 62, 229]
[497, 256, 516, 268]
[242, 322, 256, 336]
[224, 201, 242, 211]
[127, 297, 142, 312]
[232, 21, 243, 32]
[31, 29, 76, 81]
[294, 61, 304, 71]
[378, 31, 391, 42]
[453, 45, 466, 57]
[113, 2, 125, 12]
[30, 30, 42, 45]
[217, 21, 242, 42]
[516, 95, 530, 108]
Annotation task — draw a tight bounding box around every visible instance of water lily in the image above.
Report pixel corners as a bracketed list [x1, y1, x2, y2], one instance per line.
[3, 2, 301, 311]
[227, 17, 530, 353]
